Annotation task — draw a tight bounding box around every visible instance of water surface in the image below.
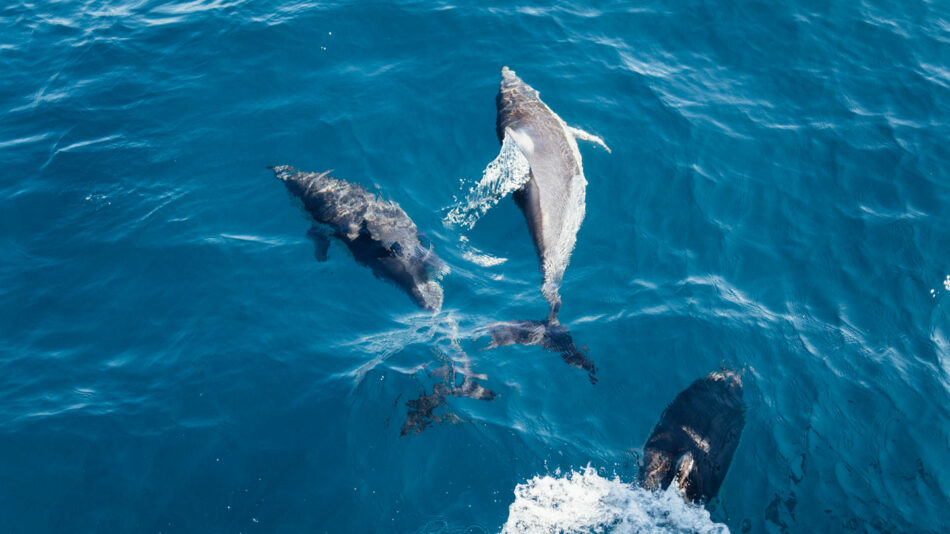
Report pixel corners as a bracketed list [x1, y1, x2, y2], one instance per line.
[1, 1, 949, 532]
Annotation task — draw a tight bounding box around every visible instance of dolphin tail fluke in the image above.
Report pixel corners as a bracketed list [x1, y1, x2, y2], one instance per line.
[567, 126, 611, 154]
[486, 319, 597, 384]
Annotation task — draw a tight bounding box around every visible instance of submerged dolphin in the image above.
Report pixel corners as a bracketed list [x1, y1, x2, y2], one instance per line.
[401, 360, 497, 436]
[486, 67, 609, 381]
[273, 165, 446, 311]
[638, 371, 746, 504]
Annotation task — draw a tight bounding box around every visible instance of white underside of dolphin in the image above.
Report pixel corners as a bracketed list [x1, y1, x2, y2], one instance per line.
[445, 100, 609, 312]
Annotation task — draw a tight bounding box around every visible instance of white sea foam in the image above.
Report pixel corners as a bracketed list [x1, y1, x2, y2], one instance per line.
[443, 134, 531, 230]
[502, 466, 729, 534]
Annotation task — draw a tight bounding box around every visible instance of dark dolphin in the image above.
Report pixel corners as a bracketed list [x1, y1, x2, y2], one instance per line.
[273, 166, 497, 433]
[273, 165, 445, 311]
[401, 360, 497, 436]
[638, 371, 746, 504]
[487, 67, 609, 381]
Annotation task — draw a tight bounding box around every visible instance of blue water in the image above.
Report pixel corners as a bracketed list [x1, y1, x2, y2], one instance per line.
[2, 1, 949, 532]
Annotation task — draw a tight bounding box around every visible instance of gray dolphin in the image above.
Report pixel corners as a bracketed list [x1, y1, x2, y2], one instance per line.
[273, 165, 445, 311]
[496, 66, 610, 317]
[638, 371, 746, 504]
[487, 67, 609, 381]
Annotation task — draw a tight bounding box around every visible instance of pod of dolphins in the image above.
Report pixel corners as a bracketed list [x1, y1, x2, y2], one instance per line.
[272, 67, 747, 507]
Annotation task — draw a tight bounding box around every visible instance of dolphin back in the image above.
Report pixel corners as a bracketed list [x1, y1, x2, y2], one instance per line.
[639, 371, 746, 503]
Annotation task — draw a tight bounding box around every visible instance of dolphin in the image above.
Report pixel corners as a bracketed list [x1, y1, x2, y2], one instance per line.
[496, 66, 610, 316]
[486, 67, 609, 381]
[401, 360, 497, 436]
[273, 165, 446, 311]
[638, 371, 746, 504]
[274, 166, 497, 434]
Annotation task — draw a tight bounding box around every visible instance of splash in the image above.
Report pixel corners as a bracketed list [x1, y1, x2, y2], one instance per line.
[459, 235, 507, 267]
[502, 466, 729, 534]
[444, 134, 531, 229]
[928, 275, 950, 298]
[931, 276, 950, 381]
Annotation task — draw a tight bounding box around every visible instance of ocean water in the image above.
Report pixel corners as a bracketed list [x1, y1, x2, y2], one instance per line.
[2, 0, 949, 532]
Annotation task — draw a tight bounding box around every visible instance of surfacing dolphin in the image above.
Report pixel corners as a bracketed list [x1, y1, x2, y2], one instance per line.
[273, 165, 446, 311]
[638, 370, 746, 504]
[273, 165, 496, 434]
[484, 67, 610, 382]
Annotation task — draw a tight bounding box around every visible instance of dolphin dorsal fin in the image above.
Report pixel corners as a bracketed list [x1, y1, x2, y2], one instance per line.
[567, 126, 611, 153]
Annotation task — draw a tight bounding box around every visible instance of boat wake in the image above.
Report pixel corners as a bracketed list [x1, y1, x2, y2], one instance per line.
[502, 466, 729, 534]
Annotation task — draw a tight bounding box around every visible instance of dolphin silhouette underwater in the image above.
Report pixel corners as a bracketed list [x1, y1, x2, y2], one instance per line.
[638, 370, 746, 504]
[481, 67, 610, 382]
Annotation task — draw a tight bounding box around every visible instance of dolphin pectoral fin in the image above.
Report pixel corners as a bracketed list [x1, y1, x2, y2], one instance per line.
[455, 376, 497, 401]
[306, 225, 331, 262]
[568, 126, 611, 153]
